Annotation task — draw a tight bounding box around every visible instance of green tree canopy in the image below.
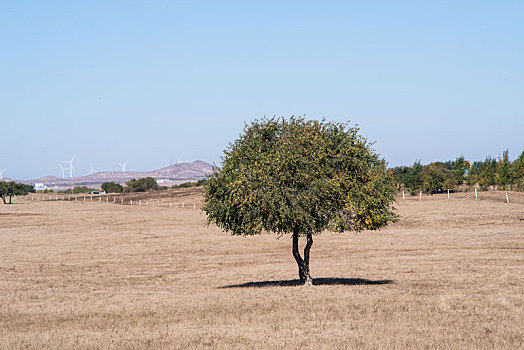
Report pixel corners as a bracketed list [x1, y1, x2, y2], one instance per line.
[496, 149, 512, 189]
[101, 182, 123, 193]
[203, 117, 398, 285]
[63, 186, 97, 194]
[513, 151, 524, 190]
[478, 157, 497, 190]
[0, 181, 33, 204]
[388, 166, 410, 191]
[452, 155, 468, 187]
[422, 162, 448, 194]
[125, 177, 159, 192]
[404, 161, 423, 195]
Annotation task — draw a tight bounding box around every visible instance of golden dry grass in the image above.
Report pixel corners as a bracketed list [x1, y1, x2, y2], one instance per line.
[1, 190, 523, 349]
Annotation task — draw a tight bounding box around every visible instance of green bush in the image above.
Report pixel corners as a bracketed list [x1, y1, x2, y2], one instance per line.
[172, 182, 196, 189]
[63, 186, 97, 194]
[125, 177, 159, 192]
[101, 182, 123, 193]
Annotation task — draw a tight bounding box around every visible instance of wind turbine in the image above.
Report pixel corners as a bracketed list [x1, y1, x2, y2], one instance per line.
[0, 169, 5, 180]
[117, 161, 128, 172]
[87, 163, 97, 175]
[63, 155, 76, 178]
[58, 164, 65, 178]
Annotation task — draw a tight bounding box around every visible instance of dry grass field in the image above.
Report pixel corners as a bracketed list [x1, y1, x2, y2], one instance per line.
[1, 189, 523, 349]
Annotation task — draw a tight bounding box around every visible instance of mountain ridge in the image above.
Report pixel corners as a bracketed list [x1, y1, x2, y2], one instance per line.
[15, 160, 214, 190]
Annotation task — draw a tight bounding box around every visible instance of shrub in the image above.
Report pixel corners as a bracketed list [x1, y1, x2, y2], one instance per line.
[125, 177, 159, 192]
[101, 182, 123, 193]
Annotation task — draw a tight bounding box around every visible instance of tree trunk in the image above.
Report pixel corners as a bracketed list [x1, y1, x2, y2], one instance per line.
[292, 229, 313, 286]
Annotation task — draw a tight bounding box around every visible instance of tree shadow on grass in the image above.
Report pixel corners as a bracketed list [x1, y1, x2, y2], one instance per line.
[220, 277, 394, 289]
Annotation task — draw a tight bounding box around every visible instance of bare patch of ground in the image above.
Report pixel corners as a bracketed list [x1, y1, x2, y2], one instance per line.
[0, 190, 522, 349]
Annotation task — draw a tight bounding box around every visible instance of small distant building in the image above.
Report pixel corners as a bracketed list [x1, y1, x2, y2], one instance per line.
[33, 183, 48, 191]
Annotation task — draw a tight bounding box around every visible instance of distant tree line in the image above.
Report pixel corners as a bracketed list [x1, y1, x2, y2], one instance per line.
[100, 177, 159, 193]
[100, 178, 208, 193]
[389, 150, 524, 195]
[7, 149, 522, 201]
[171, 179, 207, 189]
[62, 186, 97, 194]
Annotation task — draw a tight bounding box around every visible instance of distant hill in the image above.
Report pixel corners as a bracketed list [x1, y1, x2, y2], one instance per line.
[17, 161, 214, 190]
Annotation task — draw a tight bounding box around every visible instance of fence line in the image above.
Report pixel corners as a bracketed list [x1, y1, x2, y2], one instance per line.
[399, 189, 514, 203]
[14, 193, 202, 209]
[15, 190, 518, 207]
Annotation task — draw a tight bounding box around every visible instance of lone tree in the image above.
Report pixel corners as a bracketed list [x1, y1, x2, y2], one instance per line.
[0, 181, 33, 204]
[203, 117, 398, 285]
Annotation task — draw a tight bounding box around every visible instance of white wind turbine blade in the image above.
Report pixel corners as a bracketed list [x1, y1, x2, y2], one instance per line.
[88, 163, 97, 175]
[117, 161, 128, 172]
[58, 164, 65, 178]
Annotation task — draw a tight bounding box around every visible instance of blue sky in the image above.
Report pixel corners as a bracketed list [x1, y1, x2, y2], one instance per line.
[1, 1, 523, 179]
